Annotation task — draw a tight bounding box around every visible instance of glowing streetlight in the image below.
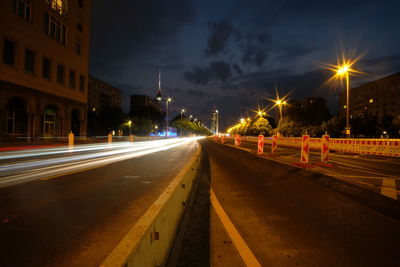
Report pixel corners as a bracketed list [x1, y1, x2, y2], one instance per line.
[216, 109, 219, 134]
[166, 97, 172, 137]
[180, 109, 186, 136]
[257, 111, 266, 117]
[266, 90, 288, 124]
[327, 58, 359, 138]
[337, 64, 352, 137]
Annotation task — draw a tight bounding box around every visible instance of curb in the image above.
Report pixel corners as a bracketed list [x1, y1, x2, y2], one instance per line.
[100, 143, 202, 267]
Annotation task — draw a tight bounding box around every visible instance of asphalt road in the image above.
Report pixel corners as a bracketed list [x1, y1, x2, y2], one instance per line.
[0, 140, 198, 267]
[228, 138, 400, 198]
[198, 140, 400, 266]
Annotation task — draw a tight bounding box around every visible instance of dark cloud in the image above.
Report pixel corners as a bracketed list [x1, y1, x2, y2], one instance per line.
[240, 33, 271, 67]
[184, 67, 212, 85]
[186, 89, 207, 98]
[184, 61, 232, 85]
[356, 55, 400, 79]
[206, 20, 234, 56]
[90, 0, 195, 76]
[275, 43, 318, 61]
[232, 64, 244, 75]
[210, 61, 232, 82]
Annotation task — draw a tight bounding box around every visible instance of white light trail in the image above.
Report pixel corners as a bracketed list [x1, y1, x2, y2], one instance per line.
[0, 137, 204, 188]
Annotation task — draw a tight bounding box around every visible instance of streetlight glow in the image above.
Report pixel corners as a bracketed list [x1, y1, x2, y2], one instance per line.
[327, 56, 362, 138]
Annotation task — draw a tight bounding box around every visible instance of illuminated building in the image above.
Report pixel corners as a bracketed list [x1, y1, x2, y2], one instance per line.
[210, 106, 218, 134]
[339, 72, 400, 124]
[0, 0, 91, 141]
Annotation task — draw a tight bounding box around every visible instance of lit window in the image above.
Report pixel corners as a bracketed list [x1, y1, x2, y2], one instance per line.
[16, 0, 31, 21]
[44, 12, 67, 45]
[46, 0, 68, 16]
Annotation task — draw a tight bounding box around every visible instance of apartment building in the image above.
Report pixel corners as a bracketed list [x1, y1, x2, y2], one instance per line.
[339, 72, 400, 124]
[0, 0, 91, 141]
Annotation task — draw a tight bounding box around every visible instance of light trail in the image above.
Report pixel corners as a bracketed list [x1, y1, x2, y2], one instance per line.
[0, 139, 189, 160]
[0, 137, 204, 188]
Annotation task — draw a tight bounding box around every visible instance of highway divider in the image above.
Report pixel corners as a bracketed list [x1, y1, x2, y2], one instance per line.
[100, 143, 202, 267]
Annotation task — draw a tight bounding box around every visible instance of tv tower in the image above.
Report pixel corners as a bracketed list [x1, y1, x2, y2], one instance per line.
[156, 68, 162, 102]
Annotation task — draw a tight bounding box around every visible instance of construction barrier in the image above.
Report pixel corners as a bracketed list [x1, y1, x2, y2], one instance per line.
[129, 134, 134, 143]
[108, 133, 112, 144]
[257, 135, 264, 155]
[321, 134, 330, 162]
[300, 135, 310, 163]
[226, 135, 400, 158]
[68, 132, 74, 150]
[271, 135, 278, 154]
[234, 134, 241, 146]
[221, 135, 226, 144]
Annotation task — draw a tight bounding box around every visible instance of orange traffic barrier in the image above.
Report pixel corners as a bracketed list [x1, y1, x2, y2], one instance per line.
[221, 135, 226, 144]
[68, 132, 74, 150]
[321, 134, 329, 162]
[270, 135, 278, 155]
[234, 134, 241, 146]
[300, 134, 310, 163]
[257, 135, 264, 155]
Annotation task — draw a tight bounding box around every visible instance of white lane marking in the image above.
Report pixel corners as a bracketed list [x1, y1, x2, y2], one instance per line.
[211, 187, 262, 267]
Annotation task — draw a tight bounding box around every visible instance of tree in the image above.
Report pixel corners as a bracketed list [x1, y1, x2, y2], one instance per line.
[96, 107, 127, 135]
[248, 117, 272, 136]
[132, 116, 154, 135]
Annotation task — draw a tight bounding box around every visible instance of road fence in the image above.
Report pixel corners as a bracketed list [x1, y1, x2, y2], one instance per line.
[217, 134, 400, 158]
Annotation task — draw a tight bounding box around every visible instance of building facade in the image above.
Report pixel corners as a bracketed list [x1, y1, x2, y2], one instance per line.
[286, 97, 330, 125]
[0, 0, 91, 141]
[88, 76, 122, 112]
[210, 106, 218, 134]
[130, 95, 162, 117]
[339, 72, 400, 124]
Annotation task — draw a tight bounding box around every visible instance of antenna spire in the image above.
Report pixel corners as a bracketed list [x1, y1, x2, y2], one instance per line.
[156, 68, 162, 102]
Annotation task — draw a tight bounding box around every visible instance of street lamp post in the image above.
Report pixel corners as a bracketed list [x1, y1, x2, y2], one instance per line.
[216, 110, 219, 134]
[180, 109, 185, 136]
[336, 65, 351, 138]
[166, 97, 172, 138]
[276, 100, 287, 123]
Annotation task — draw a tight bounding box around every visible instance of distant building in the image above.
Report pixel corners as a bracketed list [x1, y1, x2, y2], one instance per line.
[0, 0, 91, 140]
[88, 76, 122, 112]
[339, 72, 400, 124]
[286, 97, 330, 125]
[210, 106, 218, 134]
[130, 95, 162, 117]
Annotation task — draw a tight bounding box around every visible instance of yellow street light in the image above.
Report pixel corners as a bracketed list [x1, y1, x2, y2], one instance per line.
[327, 58, 360, 138]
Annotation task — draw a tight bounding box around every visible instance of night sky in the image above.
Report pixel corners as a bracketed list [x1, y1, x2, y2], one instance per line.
[89, 0, 400, 130]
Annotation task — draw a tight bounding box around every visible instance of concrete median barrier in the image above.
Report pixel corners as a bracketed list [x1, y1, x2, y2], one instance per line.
[100, 144, 202, 267]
